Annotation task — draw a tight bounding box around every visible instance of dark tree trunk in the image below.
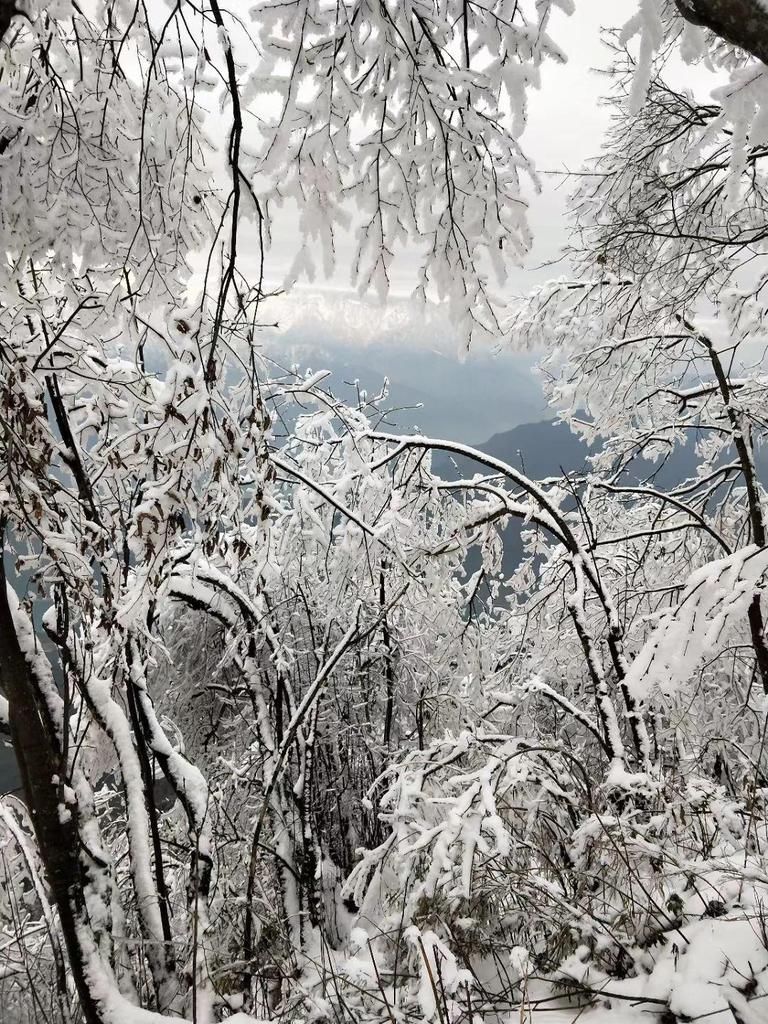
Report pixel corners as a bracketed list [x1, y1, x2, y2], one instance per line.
[0, 554, 105, 1024]
[0, 3, 22, 43]
[675, 0, 768, 65]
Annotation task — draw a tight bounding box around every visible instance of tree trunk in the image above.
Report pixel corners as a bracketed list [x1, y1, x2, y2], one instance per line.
[675, 0, 768, 65]
[0, 553, 105, 1024]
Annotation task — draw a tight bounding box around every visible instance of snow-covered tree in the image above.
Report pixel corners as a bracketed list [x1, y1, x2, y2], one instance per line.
[335, 10, 768, 1024]
[0, 1, 571, 1019]
[2, 3, 768, 1024]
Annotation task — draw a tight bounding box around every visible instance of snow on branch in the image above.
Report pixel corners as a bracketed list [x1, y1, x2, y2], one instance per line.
[626, 545, 768, 699]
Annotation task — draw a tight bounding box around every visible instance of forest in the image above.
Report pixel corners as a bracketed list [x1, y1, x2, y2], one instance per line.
[1, 2, 768, 1023]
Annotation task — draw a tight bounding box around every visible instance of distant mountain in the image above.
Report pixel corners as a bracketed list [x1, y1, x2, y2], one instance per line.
[263, 340, 547, 443]
[431, 416, 729, 485]
[431, 419, 589, 572]
[454, 419, 590, 479]
[259, 290, 548, 443]
[432, 417, 766, 575]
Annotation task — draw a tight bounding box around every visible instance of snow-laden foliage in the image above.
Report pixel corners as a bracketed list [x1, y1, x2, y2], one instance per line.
[246, 0, 572, 339]
[2, 3, 768, 1024]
